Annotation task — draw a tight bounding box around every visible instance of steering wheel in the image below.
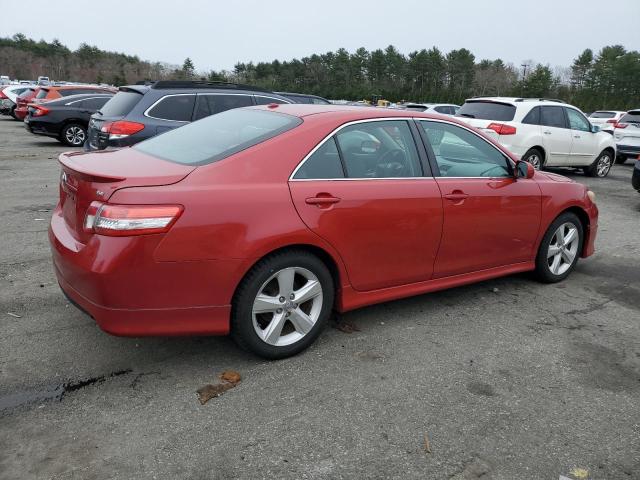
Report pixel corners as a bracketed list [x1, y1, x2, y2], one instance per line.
[376, 149, 408, 177]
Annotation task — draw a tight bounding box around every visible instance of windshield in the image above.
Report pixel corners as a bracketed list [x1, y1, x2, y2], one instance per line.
[134, 108, 302, 166]
[457, 101, 516, 121]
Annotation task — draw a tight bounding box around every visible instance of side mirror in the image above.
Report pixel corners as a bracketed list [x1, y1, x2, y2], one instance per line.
[591, 125, 600, 133]
[516, 160, 535, 179]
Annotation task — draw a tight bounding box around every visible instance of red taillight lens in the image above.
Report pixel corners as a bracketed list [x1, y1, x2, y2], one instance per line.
[101, 120, 145, 139]
[487, 122, 517, 135]
[615, 123, 628, 129]
[606, 119, 617, 124]
[84, 202, 183, 236]
[31, 105, 50, 117]
[0, 89, 7, 99]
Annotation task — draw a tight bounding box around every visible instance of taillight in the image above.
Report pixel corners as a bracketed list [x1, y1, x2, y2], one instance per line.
[31, 105, 50, 117]
[84, 202, 183, 236]
[0, 89, 7, 99]
[606, 119, 617, 124]
[487, 122, 517, 135]
[100, 120, 145, 140]
[615, 123, 628, 129]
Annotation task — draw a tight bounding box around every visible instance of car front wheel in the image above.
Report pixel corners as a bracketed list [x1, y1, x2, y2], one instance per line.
[61, 123, 87, 147]
[584, 150, 613, 177]
[231, 250, 334, 359]
[535, 212, 583, 283]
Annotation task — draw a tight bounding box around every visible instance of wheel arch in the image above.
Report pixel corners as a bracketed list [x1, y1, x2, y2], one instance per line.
[555, 205, 591, 257]
[525, 145, 546, 163]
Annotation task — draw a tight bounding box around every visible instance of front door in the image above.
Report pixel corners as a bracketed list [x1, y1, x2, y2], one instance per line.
[417, 120, 542, 278]
[289, 120, 443, 291]
[539, 105, 573, 165]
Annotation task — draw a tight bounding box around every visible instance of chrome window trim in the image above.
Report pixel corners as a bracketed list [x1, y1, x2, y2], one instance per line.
[143, 93, 196, 123]
[254, 95, 293, 104]
[65, 96, 109, 106]
[289, 116, 516, 181]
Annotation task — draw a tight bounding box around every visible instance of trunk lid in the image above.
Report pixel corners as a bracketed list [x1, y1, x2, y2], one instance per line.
[58, 148, 195, 241]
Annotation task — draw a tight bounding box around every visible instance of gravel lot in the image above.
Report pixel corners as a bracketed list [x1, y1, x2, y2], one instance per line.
[0, 115, 639, 480]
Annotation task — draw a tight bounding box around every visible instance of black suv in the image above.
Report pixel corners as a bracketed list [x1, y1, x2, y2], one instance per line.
[86, 81, 292, 151]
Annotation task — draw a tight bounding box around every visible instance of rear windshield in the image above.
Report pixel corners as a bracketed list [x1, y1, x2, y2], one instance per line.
[98, 90, 142, 117]
[134, 108, 302, 166]
[457, 101, 516, 121]
[620, 112, 640, 123]
[35, 89, 49, 99]
[589, 111, 616, 118]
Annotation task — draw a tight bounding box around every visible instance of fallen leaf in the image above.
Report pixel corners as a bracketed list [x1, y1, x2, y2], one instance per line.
[569, 467, 589, 479]
[423, 433, 431, 453]
[219, 370, 241, 385]
[197, 383, 234, 405]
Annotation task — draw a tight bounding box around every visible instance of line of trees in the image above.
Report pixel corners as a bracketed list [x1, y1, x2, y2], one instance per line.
[1, 34, 639, 111]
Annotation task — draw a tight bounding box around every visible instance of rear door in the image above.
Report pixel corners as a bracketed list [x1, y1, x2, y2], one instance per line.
[539, 106, 572, 165]
[565, 107, 598, 166]
[417, 119, 541, 278]
[289, 119, 443, 291]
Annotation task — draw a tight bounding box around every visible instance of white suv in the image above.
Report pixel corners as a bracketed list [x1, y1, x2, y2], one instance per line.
[457, 97, 617, 177]
[588, 110, 626, 134]
[403, 103, 460, 115]
[613, 109, 640, 164]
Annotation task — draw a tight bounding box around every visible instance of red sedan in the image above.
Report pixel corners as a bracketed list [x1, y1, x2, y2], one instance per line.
[50, 105, 598, 358]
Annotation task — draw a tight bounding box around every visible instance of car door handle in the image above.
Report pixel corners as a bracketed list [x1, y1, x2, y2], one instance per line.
[543, 130, 552, 135]
[305, 195, 341, 206]
[573, 135, 581, 138]
[443, 191, 469, 201]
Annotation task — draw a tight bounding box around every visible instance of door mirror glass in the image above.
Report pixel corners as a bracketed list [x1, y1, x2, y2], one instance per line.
[516, 160, 535, 179]
[591, 124, 600, 133]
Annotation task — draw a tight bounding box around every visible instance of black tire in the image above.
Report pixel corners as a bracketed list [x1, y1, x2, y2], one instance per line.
[535, 212, 584, 283]
[615, 154, 627, 165]
[522, 148, 544, 170]
[60, 123, 87, 147]
[583, 150, 613, 177]
[231, 250, 334, 359]
[9, 106, 17, 120]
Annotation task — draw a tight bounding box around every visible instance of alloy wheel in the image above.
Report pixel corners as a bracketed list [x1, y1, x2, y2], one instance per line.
[547, 222, 579, 276]
[252, 267, 323, 346]
[527, 154, 541, 170]
[65, 126, 85, 146]
[596, 154, 611, 177]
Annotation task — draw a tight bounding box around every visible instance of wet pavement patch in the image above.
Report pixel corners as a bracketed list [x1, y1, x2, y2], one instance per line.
[0, 369, 132, 414]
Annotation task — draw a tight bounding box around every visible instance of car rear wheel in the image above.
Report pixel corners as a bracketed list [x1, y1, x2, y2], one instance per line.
[535, 212, 583, 283]
[522, 148, 543, 170]
[61, 123, 87, 147]
[584, 150, 613, 177]
[231, 250, 334, 359]
[9, 105, 17, 120]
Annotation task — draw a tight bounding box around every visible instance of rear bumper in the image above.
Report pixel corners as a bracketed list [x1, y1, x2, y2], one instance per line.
[582, 202, 598, 258]
[14, 107, 28, 120]
[49, 208, 240, 336]
[616, 144, 640, 156]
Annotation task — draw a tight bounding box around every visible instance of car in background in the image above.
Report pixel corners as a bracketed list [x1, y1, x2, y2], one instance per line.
[275, 92, 331, 104]
[0, 75, 10, 85]
[0, 84, 37, 118]
[403, 103, 460, 115]
[613, 110, 640, 164]
[13, 88, 38, 120]
[85, 80, 292, 151]
[588, 110, 626, 134]
[24, 93, 114, 146]
[31, 85, 116, 105]
[50, 104, 598, 359]
[37, 76, 50, 85]
[456, 97, 616, 177]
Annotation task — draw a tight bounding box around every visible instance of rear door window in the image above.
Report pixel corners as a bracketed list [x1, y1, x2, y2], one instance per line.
[293, 138, 344, 179]
[100, 91, 143, 117]
[147, 94, 196, 122]
[82, 97, 111, 110]
[193, 94, 253, 120]
[540, 106, 568, 129]
[35, 89, 49, 99]
[457, 101, 516, 121]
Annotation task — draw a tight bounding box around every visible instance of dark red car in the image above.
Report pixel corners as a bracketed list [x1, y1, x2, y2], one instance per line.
[14, 88, 37, 120]
[50, 105, 598, 358]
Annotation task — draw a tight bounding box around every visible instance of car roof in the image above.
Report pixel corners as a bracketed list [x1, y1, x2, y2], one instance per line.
[464, 97, 567, 107]
[250, 104, 469, 124]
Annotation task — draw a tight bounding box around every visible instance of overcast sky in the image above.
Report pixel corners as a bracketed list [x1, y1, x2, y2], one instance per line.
[2, 0, 639, 72]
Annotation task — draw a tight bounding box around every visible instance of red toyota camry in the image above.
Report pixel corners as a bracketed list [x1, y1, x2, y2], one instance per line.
[49, 105, 598, 358]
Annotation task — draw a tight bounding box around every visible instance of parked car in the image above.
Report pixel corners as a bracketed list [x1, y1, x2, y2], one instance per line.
[632, 159, 640, 193]
[275, 92, 331, 104]
[0, 75, 10, 85]
[85, 80, 292, 151]
[613, 110, 640, 164]
[31, 84, 116, 105]
[403, 103, 460, 115]
[457, 97, 616, 177]
[24, 93, 114, 146]
[37, 76, 50, 85]
[0, 84, 37, 118]
[588, 110, 626, 134]
[13, 88, 38, 120]
[50, 105, 598, 359]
